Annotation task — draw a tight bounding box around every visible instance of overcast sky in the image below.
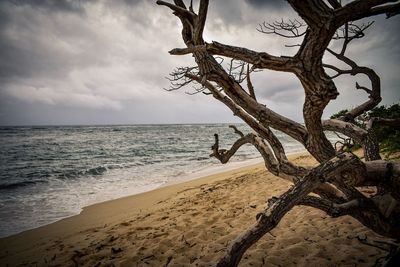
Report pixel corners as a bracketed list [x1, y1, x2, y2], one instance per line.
[0, 0, 399, 125]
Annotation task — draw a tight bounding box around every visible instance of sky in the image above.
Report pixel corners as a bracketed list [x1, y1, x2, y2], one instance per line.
[0, 0, 399, 125]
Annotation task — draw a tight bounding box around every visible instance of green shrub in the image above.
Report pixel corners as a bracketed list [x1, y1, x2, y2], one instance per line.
[330, 103, 400, 155]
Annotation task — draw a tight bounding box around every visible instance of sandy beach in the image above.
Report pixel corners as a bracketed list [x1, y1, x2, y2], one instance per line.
[0, 152, 393, 266]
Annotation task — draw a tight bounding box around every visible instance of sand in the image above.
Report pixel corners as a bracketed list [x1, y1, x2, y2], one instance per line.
[0, 152, 394, 266]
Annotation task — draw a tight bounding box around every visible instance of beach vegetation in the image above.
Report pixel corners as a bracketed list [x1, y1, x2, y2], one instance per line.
[331, 103, 400, 157]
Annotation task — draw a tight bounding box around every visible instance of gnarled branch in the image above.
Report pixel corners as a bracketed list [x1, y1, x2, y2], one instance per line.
[335, 1, 400, 25]
[217, 152, 361, 267]
[326, 49, 382, 122]
[170, 41, 300, 72]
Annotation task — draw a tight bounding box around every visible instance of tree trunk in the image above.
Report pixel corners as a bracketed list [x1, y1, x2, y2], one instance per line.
[364, 129, 382, 161]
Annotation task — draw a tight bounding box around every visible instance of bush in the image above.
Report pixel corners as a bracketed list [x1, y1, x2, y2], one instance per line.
[369, 104, 400, 148]
[330, 103, 400, 155]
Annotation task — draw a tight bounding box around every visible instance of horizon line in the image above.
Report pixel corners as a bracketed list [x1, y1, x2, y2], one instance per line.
[0, 122, 250, 127]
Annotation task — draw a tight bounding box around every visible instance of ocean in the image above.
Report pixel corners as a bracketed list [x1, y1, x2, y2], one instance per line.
[0, 124, 338, 237]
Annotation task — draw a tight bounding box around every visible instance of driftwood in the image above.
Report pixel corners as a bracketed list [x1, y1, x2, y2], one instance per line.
[157, 0, 400, 266]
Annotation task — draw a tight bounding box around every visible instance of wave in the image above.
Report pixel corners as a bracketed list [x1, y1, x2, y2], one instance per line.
[84, 166, 108, 176]
[58, 166, 109, 179]
[0, 180, 47, 191]
[58, 163, 136, 179]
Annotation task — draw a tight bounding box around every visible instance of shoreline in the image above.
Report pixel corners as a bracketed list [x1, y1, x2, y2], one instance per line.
[0, 155, 265, 239]
[0, 152, 303, 239]
[0, 151, 391, 266]
[0, 155, 269, 240]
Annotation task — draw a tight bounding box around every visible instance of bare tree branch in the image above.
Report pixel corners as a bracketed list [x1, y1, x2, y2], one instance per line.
[323, 63, 353, 78]
[371, 2, 400, 18]
[327, 0, 342, 9]
[335, 1, 400, 25]
[194, 0, 209, 43]
[170, 45, 308, 147]
[210, 132, 254, 164]
[326, 48, 382, 121]
[257, 19, 306, 38]
[156, 0, 192, 17]
[173, 0, 186, 9]
[298, 196, 371, 218]
[287, 0, 332, 28]
[170, 41, 299, 72]
[229, 125, 244, 137]
[246, 64, 256, 100]
[356, 81, 373, 94]
[185, 73, 290, 163]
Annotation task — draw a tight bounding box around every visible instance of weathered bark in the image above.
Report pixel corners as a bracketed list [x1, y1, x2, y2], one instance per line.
[190, 74, 344, 199]
[171, 43, 309, 145]
[157, 0, 400, 266]
[335, 1, 400, 24]
[210, 128, 306, 181]
[364, 129, 382, 161]
[364, 161, 400, 200]
[322, 119, 381, 160]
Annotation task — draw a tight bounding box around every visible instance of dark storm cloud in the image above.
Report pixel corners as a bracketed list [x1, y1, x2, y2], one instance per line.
[121, 0, 143, 6]
[245, 0, 290, 10]
[0, 0, 399, 125]
[0, 2, 102, 83]
[0, 0, 291, 85]
[0, 41, 38, 80]
[0, 4, 34, 80]
[7, 0, 84, 13]
[206, 0, 299, 38]
[0, 1, 80, 81]
[0, 0, 171, 84]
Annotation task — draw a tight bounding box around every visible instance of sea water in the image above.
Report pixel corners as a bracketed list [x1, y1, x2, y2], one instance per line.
[0, 124, 338, 237]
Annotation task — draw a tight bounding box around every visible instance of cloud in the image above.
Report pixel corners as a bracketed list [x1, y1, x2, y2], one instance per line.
[6, 0, 84, 13]
[4, 83, 123, 110]
[0, 0, 187, 117]
[0, 0, 399, 125]
[245, 0, 290, 10]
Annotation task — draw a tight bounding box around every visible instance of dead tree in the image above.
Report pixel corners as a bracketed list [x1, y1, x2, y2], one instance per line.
[157, 0, 400, 266]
